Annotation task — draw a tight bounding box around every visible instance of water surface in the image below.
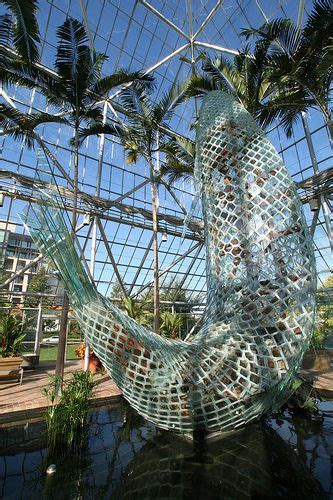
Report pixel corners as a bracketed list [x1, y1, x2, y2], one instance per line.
[0, 400, 332, 499]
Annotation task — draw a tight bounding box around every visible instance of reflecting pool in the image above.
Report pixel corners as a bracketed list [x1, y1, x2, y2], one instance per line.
[0, 399, 332, 499]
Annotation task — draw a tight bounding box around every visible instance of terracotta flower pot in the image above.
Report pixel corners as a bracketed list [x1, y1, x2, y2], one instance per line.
[81, 355, 101, 373]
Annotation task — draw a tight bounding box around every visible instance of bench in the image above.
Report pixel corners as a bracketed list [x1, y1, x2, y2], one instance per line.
[0, 357, 23, 385]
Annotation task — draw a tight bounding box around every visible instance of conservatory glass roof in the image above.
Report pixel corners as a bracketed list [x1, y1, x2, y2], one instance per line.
[0, 0, 331, 304]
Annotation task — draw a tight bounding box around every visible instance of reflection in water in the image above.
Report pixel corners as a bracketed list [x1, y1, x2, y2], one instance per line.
[0, 401, 332, 499]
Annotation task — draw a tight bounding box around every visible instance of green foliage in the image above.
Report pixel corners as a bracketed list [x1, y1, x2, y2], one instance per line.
[241, 0, 332, 137]
[69, 319, 81, 337]
[160, 310, 183, 339]
[160, 136, 195, 184]
[44, 370, 96, 455]
[77, 78, 190, 160]
[309, 327, 327, 349]
[288, 376, 319, 415]
[0, 312, 26, 357]
[185, 1, 332, 139]
[110, 285, 153, 327]
[25, 267, 51, 307]
[110, 281, 198, 337]
[123, 296, 153, 327]
[43, 319, 57, 331]
[0, 13, 152, 161]
[1, 0, 40, 64]
[0, 269, 11, 318]
[310, 274, 333, 349]
[140, 279, 199, 338]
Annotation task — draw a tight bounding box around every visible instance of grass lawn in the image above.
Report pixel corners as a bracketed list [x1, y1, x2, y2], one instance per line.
[39, 344, 77, 362]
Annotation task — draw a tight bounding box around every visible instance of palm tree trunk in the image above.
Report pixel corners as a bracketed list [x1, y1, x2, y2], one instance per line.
[72, 125, 79, 230]
[148, 158, 160, 334]
[55, 124, 79, 388]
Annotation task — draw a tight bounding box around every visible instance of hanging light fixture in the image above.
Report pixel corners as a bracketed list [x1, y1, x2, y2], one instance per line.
[309, 197, 320, 212]
[83, 213, 91, 225]
[162, 228, 168, 242]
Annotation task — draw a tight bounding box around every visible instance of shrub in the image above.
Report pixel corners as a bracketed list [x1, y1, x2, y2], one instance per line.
[44, 370, 96, 455]
[0, 313, 26, 357]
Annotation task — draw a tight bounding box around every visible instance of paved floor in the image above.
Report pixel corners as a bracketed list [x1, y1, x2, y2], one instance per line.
[0, 360, 122, 424]
[301, 340, 333, 396]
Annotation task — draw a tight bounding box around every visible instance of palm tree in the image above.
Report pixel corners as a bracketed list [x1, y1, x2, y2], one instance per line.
[241, 0, 332, 138]
[123, 296, 153, 327]
[0, 12, 153, 384]
[0, 0, 40, 64]
[162, 0, 332, 183]
[185, 37, 275, 118]
[159, 39, 276, 184]
[159, 136, 195, 184]
[78, 80, 190, 333]
[160, 310, 183, 339]
[1, 17, 154, 229]
[0, 2, 66, 154]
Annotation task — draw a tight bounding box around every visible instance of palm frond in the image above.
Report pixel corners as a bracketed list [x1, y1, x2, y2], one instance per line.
[0, 104, 68, 148]
[27, 111, 69, 129]
[0, 14, 12, 47]
[152, 78, 191, 123]
[303, 0, 333, 46]
[55, 18, 89, 96]
[120, 85, 153, 130]
[78, 107, 103, 123]
[160, 158, 194, 184]
[160, 136, 195, 163]
[159, 136, 195, 184]
[76, 121, 124, 146]
[258, 89, 314, 136]
[82, 50, 107, 90]
[184, 74, 217, 98]
[2, 0, 40, 63]
[91, 70, 154, 97]
[202, 57, 235, 93]
[0, 59, 67, 108]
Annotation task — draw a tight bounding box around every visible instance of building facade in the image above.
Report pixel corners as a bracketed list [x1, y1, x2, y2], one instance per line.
[0, 221, 62, 305]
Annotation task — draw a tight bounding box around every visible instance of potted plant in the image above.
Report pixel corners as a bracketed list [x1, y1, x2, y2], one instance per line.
[75, 343, 101, 373]
[0, 313, 26, 384]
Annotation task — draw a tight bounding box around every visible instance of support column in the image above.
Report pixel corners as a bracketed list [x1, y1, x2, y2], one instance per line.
[34, 298, 43, 358]
[302, 113, 333, 251]
[84, 101, 108, 371]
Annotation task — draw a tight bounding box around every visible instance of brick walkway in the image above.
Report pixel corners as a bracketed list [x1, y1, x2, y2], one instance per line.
[301, 343, 333, 397]
[0, 360, 122, 424]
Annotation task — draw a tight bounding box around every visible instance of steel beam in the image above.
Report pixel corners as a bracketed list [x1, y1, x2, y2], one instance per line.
[193, 1, 223, 39]
[139, 0, 190, 41]
[132, 241, 202, 297]
[193, 41, 239, 56]
[302, 113, 333, 251]
[128, 235, 154, 295]
[97, 218, 128, 296]
[106, 43, 190, 102]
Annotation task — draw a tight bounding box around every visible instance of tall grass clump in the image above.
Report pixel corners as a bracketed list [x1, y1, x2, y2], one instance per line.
[44, 371, 96, 455]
